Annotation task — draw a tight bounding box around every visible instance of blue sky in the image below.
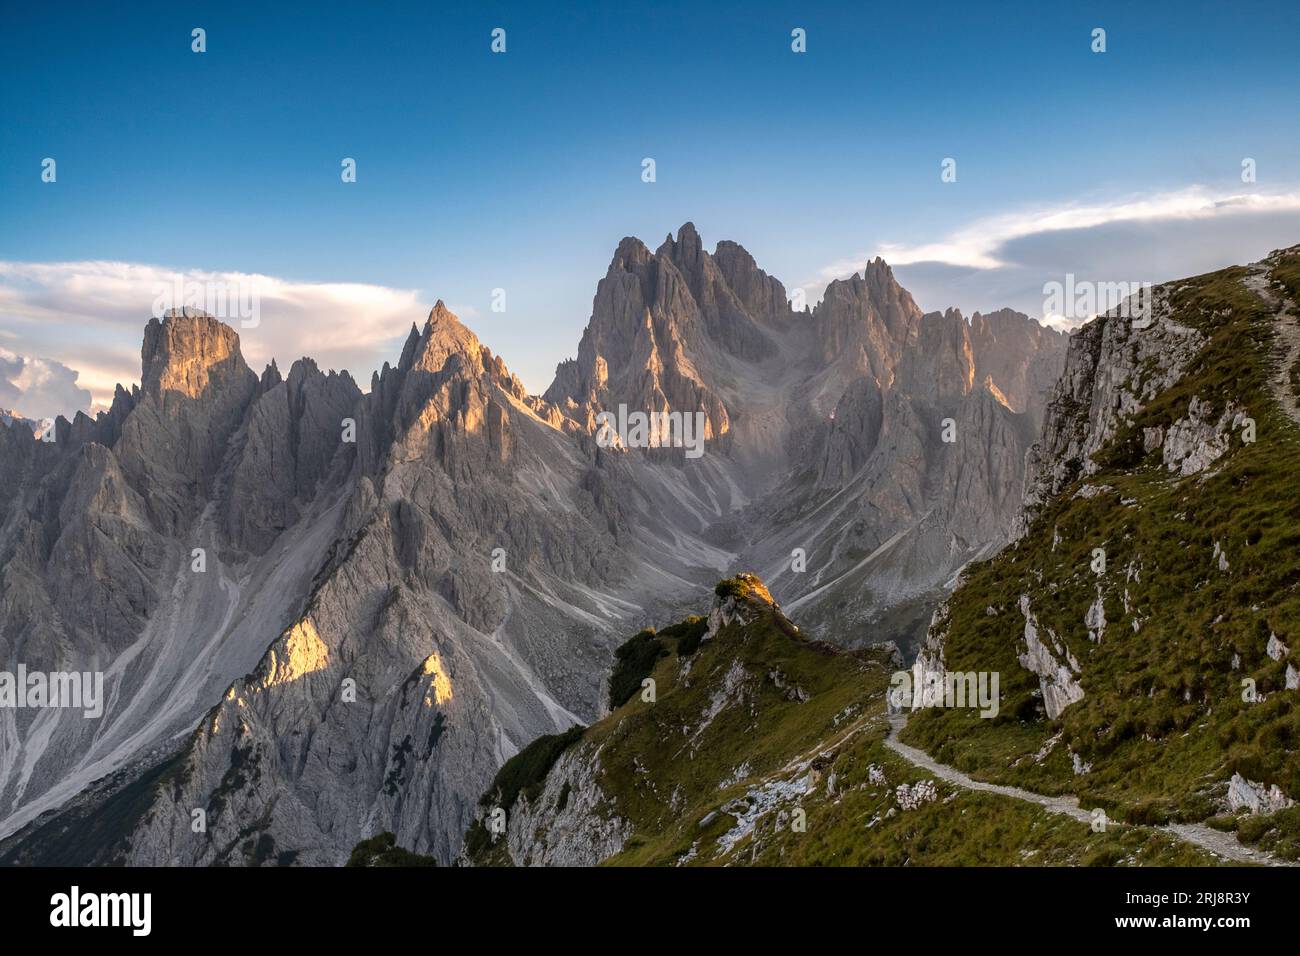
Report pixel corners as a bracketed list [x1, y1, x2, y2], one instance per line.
[3, 0, 1300, 417]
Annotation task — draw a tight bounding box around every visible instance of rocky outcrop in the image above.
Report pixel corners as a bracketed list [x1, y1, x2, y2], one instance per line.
[118, 309, 260, 533]
[1017, 596, 1084, 719]
[906, 606, 950, 712]
[1015, 289, 1204, 538]
[705, 575, 774, 640]
[496, 742, 631, 866]
[1084, 590, 1106, 643]
[1226, 773, 1294, 815]
[1151, 396, 1247, 477]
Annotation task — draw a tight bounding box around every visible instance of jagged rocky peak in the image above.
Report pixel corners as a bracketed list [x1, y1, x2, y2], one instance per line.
[543, 223, 751, 440]
[410, 300, 483, 372]
[260, 357, 284, 390]
[653, 221, 777, 361]
[811, 256, 923, 378]
[352, 295, 544, 484]
[401, 300, 525, 401]
[388, 299, 527, 401]
[558, 222, 786, 380]
[140, 307, 254, 399]
[861, 255, 905, 300]
[712, 239, 792, 324]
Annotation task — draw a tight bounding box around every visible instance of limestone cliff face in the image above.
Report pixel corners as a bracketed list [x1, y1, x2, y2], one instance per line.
[1014, 288, 1202, 538]
[225, 358, 361, 555]
[969, 308, 1068, 432]
[119, 309, 260, 533]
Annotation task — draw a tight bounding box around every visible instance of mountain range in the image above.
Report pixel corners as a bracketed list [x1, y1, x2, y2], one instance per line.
[0, 222, 1103, 865]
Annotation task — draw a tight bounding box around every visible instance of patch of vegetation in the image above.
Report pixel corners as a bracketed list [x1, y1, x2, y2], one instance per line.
[484, 725, 585, 814]
[660, 615, 708, 657]
[1271, 251, 1300, 303]
[713, 573, 772, 603]
[384, 735, 414, 796]
[345, 831, 436, 867]
[1233, 804, 1300, 859]
[715, 578, 748, 600]
[0, 750, 191, 866]
[608, 628, 669, 709]
[208, 741, 260, 818]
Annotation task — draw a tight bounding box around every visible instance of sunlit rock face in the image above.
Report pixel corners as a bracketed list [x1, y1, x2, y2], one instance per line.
[0, 228, 1065, 865]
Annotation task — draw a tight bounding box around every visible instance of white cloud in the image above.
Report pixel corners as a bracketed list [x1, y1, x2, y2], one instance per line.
[0, 261, 435, 416]
[799, 186, 1300, 324]
[805, 186, 1300, 291]
[0, 349, 93, 422]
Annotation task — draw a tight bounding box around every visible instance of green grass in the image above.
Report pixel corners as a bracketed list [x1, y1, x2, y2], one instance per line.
[608, 628, 670, 709]
[467, 578, 1226, 867]
[661, 615, 707, 657]
[346, 831, 437, 867]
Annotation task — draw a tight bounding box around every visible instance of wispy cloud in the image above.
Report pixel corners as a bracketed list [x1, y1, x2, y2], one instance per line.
[805, 186, 1300, 290]
[0, 261, 443, 416]
[794, 186, 1300, 329]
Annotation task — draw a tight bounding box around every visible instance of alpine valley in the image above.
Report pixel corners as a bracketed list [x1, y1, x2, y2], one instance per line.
[3, 225, 1298, 868]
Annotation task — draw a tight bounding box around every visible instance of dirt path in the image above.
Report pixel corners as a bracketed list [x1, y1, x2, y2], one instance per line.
[885, 715, 1293, 866]
[1243, 264, 1300, 429]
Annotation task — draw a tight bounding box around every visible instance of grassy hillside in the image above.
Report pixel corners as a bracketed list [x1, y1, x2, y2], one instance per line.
[903, 252, 1300, 860]
[465, 575, 1216, 866]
